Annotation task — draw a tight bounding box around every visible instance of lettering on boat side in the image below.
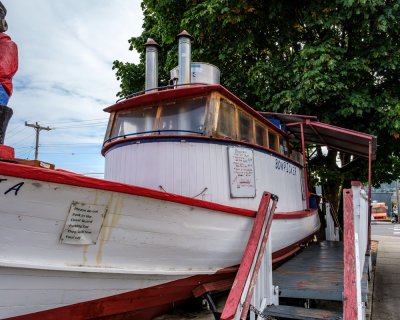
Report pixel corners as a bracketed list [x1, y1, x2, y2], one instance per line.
[0, 179, 25, 196]
[228, 147, 256, 198]
[275, 159, 297, 176]
[60, 202, 107, 245]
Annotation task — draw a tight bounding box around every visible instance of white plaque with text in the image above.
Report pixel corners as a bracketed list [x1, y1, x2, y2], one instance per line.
[60, 202, 107, 245]
[228, 147, 256, 198]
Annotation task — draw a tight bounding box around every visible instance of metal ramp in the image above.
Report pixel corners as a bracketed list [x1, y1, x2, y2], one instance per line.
[272, 241, 344, 301]
[263, 242, 369, 319]
[263, 305, 343, 320]
[262, 241, 344, 319]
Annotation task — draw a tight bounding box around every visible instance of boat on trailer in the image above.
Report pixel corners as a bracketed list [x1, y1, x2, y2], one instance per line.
[0, 32, 320, 320]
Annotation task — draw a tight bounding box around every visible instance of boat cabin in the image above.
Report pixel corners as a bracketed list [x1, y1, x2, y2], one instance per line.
[103, 86, 294, 162]
[101, 32, 307, 213]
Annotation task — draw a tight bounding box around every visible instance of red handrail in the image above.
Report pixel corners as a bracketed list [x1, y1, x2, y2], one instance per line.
[220, 192, 278, 320]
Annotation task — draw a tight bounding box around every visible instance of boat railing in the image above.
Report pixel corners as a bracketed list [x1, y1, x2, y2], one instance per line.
[220, 192, 279, 320]
[116, 83, 210, 103]
[103, 129, 204, 146]
[321, 200, 340, 241]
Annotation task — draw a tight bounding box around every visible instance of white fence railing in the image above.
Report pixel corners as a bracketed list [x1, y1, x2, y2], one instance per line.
[324, 201, 340, 241]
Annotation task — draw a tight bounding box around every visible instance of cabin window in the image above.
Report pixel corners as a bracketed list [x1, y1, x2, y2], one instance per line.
[112, 105, 158, 137]
[238, 109, 254, 143]
[159, 96, 206, 135]
[255, 122, 268, 147]
[268, 131, 278, 151]
[290, 150, 301, 163]
[279, 138, 288, 155]
[216, 99, 236, 138]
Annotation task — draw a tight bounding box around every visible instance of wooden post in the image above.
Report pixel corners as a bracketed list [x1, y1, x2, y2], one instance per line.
[300, 123, 309, 210]
[344, 184, 367, 320]
[343, 188, 357, 320]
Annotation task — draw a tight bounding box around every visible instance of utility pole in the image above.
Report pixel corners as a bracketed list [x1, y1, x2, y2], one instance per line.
[24, 122, 52, 160]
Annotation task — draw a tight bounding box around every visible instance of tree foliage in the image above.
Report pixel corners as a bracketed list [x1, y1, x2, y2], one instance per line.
[113, 0, 400, 206]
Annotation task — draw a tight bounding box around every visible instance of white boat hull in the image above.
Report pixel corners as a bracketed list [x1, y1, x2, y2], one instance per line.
[0, 163, 319, 319]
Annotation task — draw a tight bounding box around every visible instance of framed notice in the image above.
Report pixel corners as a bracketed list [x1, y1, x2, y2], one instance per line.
[228, 147, 256, 198]
[60, 202, 108, 245]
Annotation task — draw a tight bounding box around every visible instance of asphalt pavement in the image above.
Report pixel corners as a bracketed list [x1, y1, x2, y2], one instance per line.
[371, 221, 400, 320]
[372, 220, 400, 237]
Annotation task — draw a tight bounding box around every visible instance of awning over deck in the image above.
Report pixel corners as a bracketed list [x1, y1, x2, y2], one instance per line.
[260, 112, 377, 160]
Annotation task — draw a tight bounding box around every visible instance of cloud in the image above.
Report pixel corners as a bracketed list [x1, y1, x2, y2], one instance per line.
[2, 0, 143, 176]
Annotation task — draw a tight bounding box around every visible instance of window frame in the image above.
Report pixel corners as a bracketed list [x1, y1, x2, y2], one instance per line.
[106, 94, 210, 141]
[212, 93, 289, 156]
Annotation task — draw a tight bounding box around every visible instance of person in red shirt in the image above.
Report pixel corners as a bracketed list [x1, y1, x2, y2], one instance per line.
[0, 1, 18, 144]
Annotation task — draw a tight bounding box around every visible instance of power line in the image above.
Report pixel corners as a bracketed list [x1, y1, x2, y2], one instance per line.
[6, 124, 27, 136]
[18, 146, 35, 159]
[54, 123, 107, 129]
[54, 124, 107, 130]
[81, 172, 104, 174]
[39, 152, 99, 155]
[38, 143, 100, 147]
[41, 118, 108, 125]
[7, 132, 36, 147]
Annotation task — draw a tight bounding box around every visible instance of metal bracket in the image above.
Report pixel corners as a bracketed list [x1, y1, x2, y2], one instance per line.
[203, 292, 221, 320]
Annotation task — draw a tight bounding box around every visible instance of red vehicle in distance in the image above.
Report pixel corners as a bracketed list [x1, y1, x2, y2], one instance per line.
[371, 202, 388, 220]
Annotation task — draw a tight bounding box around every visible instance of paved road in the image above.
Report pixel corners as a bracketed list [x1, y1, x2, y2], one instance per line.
[371, 221, 400, 237]
[371, 221, 400, 320]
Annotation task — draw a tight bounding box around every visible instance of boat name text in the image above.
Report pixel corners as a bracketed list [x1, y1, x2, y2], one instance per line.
[0, 179, 24, 196]
[275, 159, 297, 176]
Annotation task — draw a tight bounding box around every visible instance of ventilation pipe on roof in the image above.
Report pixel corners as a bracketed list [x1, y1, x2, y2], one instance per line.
[144, 38, 160, 92]
[177, 30, 193, 85]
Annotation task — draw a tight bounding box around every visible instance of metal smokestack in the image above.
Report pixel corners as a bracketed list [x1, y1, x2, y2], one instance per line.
[144, 38, 160, 92]
[177, 30, 193, 85]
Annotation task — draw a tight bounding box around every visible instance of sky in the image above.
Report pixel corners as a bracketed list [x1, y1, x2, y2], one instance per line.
[3, 0, 143, 177]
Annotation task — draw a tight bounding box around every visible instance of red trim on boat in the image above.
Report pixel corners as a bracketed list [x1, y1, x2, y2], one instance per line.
[192, 278, 235, 298]
[104, 85, 220, 113]
[101, 134, 301, 166]
[5, 272, 236, 320]
[274, 208, 318, 219]
[0, 161, 315, 220]
[272, 246, 301, 264]
[0, 161, 255, 218]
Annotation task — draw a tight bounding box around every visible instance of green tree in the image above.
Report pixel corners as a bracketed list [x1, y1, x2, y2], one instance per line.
[113, 0, 400, 214]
